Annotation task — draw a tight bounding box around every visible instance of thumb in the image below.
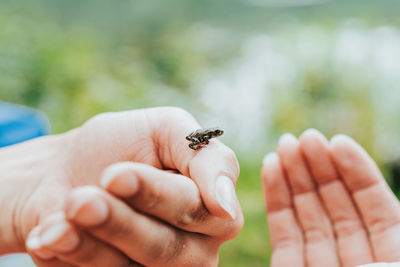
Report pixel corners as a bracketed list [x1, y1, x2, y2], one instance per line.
[143, 107, 241, 220]
[189, 142, 241, 220]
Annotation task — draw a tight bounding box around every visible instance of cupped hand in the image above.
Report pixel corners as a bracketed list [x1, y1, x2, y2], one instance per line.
[262, 129, 400, 267]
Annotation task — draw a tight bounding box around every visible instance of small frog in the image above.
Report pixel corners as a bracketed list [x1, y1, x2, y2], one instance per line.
[186, 127, 224, 150]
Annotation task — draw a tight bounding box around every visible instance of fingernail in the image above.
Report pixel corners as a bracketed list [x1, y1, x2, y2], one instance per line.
[215, 175, 237, 220]
[279, 133, 297, 146]
[302, 128, 321, 136]
[262, 152, 278, 166]
[27, 236, 42, 250]
[26, 226, 55, 260]
[68, 187, 109, 227]
[101, 171, 139, 198]
[331, 134, 352, 144]
[40, 221, 80, 253]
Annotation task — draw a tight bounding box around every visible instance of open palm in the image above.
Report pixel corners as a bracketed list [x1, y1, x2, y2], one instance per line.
[262, 129, 400, 267]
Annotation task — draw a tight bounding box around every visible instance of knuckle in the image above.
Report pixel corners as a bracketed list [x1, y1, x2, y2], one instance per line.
[165, 232, 187, 262]
[177, 201, 210, 228]
[148, 232, 186, 265]
[139, 183, 164, 211]
[173, 181, 210, 228]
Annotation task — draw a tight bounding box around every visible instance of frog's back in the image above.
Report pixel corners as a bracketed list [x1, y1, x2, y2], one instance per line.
[189, 128, 213, 137]
[190, 128, 205, 138]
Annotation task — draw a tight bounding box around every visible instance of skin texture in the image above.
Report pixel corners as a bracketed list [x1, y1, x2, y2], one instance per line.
[262, 129, 400, 267]
[0, 107, 243, 266]
[27, 162, 243, 267]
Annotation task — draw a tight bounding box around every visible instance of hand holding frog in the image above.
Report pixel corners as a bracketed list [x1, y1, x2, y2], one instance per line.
[0, 107, 243, 266]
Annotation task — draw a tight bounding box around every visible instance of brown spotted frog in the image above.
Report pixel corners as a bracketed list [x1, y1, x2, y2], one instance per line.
[186, 127, 224, 150]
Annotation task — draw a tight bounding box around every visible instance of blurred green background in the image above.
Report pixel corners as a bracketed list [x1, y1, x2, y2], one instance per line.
[1, 0, 400, 265]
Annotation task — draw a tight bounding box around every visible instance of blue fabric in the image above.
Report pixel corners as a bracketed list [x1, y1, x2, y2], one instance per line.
[0, 105, 49, 264]
[0, 102, 49, 147]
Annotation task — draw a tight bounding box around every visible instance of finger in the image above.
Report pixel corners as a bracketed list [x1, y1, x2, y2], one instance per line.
[330, 135, 400, 261]
[28, 212, 136, 267]
[26, 224, 74, 267]
[145, 107, 241, 220]
[100, 162, 243, 240]
[299, 129, 374, 266]
[26, 225, 56, 260]
[65, 186, 219, 267]
[278, 133, 340, 267]
[262, 152, 304, 267]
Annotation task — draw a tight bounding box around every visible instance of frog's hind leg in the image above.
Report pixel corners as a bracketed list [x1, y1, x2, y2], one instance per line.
[193, 144, 206, 150]
[194, 140, 209, 150]
[189, 138, 201, 150]
[189, 143, 197, 150]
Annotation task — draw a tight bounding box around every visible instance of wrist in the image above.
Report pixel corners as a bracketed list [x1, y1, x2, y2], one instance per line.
[0, 133, 70, 255]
